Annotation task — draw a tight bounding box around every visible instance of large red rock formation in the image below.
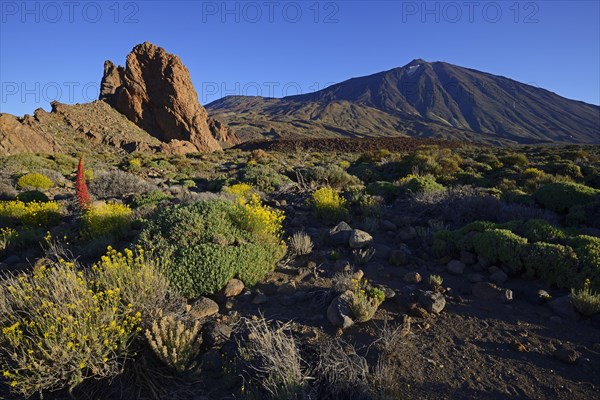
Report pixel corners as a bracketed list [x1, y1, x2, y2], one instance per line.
[100, 42, 238, 152]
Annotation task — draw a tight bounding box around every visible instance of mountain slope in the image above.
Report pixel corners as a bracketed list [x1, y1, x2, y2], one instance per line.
[207, 60, 600, 144]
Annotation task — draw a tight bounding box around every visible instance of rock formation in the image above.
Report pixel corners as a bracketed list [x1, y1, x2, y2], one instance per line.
[0, 113, 59, 155]
[100, 42, 238, 152]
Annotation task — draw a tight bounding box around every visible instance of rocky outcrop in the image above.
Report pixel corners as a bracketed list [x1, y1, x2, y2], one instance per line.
[0, 113, 59, 155]
[100, 42, 237, 152]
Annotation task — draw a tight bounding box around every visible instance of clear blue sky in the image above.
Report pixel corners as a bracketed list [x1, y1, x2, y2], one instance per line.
[1, 0, 599, 116]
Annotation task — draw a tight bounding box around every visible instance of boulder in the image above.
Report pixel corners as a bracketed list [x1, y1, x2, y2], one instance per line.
[403, 271, 422, 284]
[189, 297, 219, 319]
[223, 279, 245, 297]
[329, 221, 353, 245]
[349, 229, 373, 249]
[419, 291, 446, 314]
[327, 290, 355, 329]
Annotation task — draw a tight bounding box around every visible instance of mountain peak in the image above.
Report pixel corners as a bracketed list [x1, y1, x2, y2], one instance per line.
[406, 58, 428, 67]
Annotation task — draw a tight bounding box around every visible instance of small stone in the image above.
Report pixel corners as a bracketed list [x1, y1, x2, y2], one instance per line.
[553, 348, 579, 364]
[189, 297, 219, 319]
[460, 251, 477, 265]
[329, 221, 353, 245]
[419, 291, 446, 314]
[225, 299, 235, 310]
[490, 270, 508, 285]
[349, 229, 373, 249]
[223, 279, 244, 297]
[447, 260, 466, 275]
[404, 272, 422, 284]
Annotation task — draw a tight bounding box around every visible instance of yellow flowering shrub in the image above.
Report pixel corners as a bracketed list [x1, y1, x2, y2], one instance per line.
[16, 172, 54, 190]
[93, 247, 176, 323]
[0, 261, 141, 396]
[310, 186, 348, 221]
[81, 202, 132, 239]
[0, 200, 62, 227]
[224, 183, 255, 202]
[240, 193, 285, 241]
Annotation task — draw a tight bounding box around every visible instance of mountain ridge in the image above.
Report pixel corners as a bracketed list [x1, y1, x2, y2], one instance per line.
[207, 59, 600, 145]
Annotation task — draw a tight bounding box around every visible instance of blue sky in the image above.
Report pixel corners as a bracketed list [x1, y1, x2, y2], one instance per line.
[1, 0, 599, 116]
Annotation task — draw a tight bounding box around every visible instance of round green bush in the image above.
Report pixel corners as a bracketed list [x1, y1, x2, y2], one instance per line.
[523, 243, 579, 289]
[241, 164, 293, 193]
[365, 181, 398, 202]
[401, 176, 444, 194]
[17, 172, 54, 190]
[519, 219, 565, 243]
[16, 190, 49, 203]
[472, 229, 528, 273]
[348, 164, 382, 183]
[534, 182, 599, 213]
[138, 199, 285, 297]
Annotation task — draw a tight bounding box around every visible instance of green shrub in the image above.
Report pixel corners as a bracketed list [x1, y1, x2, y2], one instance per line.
[133, 190, 172, 208]
[519, 219, 565, 243]
[348, 164, 381, 183]
[398, 175, 444, 194]
[138, 199, 285, 297]
[432, 230, 460, 257]
[16, 190, 49, 203]
[523, 243, 579, 288]
[365, 181, 398, 202]
[564, 236, 600, 291]
[303, 165, 361, 189]
[566, 199, 600, 227]
[81, 202, 132, 240]
[0, 261, 141, 397]
[406, 146, 462, 177]
[570, 279, 600, 316]
[241, 164, 293, 193]
[534, 182, 599, 213]
[16, 172, 54, 190]
[472, 229, 528, 273]
[310, 187, 348, 222]
[500, 152, 529, 167]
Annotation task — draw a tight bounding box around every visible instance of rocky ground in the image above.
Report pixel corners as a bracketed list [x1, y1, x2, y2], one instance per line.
[30, 196, 594, 400]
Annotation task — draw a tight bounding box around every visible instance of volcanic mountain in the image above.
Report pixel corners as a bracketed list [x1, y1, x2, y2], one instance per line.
[207, 59, 600, 145]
